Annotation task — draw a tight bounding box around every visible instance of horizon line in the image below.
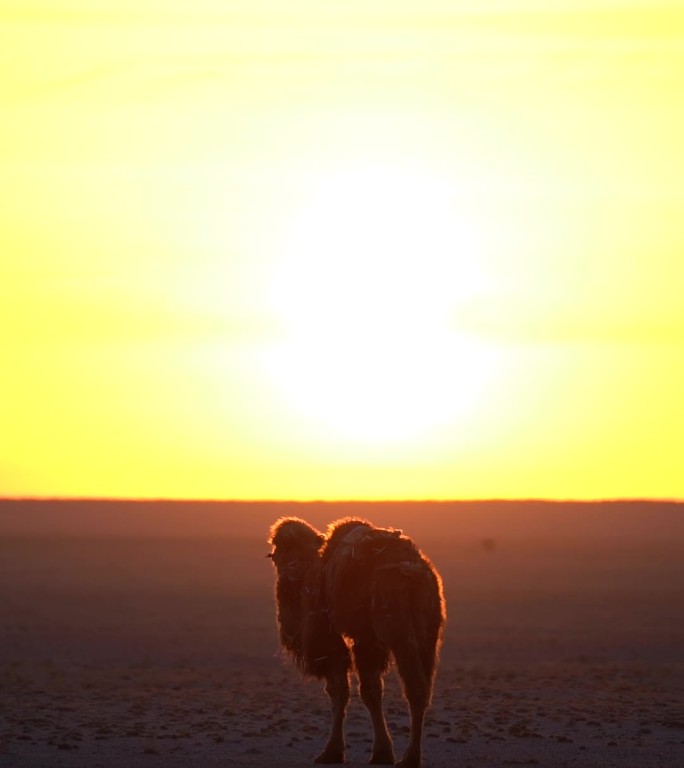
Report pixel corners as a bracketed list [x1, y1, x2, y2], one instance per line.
[1, 495, 682, 505]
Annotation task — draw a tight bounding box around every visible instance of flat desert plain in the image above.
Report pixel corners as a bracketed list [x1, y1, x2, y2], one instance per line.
[0, 500, 683, 767]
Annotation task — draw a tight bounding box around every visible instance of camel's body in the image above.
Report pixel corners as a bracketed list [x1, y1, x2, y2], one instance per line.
[268, 517, 446, 768]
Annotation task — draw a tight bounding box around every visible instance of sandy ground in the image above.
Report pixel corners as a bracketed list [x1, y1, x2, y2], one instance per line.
[1, 510, 683, 767]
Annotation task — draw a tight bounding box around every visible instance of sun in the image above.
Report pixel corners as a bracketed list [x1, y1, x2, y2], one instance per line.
[261, 162, 498, 451]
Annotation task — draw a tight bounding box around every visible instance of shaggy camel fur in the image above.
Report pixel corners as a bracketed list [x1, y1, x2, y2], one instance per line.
[268, 517, 446, 768]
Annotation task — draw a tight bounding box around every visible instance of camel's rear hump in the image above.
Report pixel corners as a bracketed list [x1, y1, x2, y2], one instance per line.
[371, 555, 445, 685]
[322, 521, 445, 684]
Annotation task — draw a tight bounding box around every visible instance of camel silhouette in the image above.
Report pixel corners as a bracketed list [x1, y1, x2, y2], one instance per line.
[268, 516, 446, 767]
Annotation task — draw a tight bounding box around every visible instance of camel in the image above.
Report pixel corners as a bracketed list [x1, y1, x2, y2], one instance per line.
[268, 516, 446, 768]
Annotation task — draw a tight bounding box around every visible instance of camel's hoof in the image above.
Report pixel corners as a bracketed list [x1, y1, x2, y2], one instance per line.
[369, 747, 396, 764]
[394, 757, 422, 768]
[314, 750, 346, 764]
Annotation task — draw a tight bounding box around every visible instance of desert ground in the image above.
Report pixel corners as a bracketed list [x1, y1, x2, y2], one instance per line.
[0, 500, 683, 767]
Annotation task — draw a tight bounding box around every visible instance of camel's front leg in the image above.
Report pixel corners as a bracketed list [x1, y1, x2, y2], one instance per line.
[315, 666, 350, 764]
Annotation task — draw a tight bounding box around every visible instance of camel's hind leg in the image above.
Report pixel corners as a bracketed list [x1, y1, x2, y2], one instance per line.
[372, 559, 444, 768]
[392, 642, 432, 768]
[352, 638, 395, 765]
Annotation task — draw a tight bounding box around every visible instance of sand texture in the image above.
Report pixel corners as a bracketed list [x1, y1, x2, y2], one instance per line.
[1, 501, 683, 767]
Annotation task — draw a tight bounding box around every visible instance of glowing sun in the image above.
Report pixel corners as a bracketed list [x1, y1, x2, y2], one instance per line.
[262, 163, 497, 449]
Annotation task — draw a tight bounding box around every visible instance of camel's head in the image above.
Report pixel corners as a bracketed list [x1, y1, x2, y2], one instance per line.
[267, 517, 324, 577]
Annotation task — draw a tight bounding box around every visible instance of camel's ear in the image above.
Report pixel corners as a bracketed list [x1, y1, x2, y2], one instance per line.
[266, 552, 274, 558]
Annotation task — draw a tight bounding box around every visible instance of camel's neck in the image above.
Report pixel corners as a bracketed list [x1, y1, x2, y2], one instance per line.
[276, 557, 320, 657]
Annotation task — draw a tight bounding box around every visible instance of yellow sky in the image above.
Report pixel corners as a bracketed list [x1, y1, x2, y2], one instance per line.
[1, 1, 683, 500]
